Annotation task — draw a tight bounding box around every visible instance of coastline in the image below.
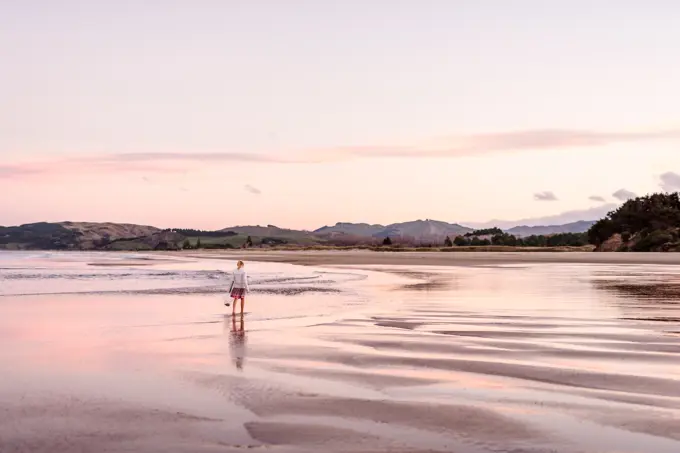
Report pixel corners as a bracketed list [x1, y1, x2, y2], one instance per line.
[180, 249, 680, 267]
[2, 251, 680, 452]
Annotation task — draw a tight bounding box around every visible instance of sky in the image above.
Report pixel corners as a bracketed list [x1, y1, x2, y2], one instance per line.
[2, 0, 679, 230]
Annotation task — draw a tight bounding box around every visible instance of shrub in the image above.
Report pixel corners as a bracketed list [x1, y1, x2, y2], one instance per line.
[453, 236, 470, 246]
[588, 192, 680, 246]
[631, 230, 674, 252]
[465, 227, 503, 237]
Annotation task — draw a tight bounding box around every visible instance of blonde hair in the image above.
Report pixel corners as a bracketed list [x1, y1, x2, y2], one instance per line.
[237, 260, 244, 269]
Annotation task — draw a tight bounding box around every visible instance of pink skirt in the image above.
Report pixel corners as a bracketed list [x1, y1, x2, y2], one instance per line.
[230, 287, 246, 299]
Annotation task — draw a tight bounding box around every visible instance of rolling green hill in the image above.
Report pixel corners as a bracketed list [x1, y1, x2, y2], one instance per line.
[1, 214, 612, 251]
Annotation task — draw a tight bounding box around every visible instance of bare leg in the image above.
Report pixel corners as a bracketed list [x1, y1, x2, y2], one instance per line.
[232, 298, 238, 316]
[240, 297, 245, 315]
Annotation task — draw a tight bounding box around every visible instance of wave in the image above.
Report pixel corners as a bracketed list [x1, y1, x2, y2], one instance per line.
[0, 252, 368, 298]
[0, 285, 341, 298]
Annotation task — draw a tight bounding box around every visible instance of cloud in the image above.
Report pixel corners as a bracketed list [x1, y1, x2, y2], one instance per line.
[533, 191, 558, 201]
[466, 203, 619, 230]
[589, 195, 606, 202]
[0, 164, 44, 178]
[244, 184, 262, 195]
[4, 127, 680, 180]
[659, 171, 680, 192]
[106, 152, 290, 164]
[0, 156, 188, 180]
[96, 128, 679, 164]
[612, 189, 637, 201]
[331, 128, 680, 160]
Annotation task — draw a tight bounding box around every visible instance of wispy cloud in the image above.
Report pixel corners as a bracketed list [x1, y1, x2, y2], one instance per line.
[612, 189, 637, 201]
[659, 171, 680, 192]
[0, 157, 186, 180]
[0, 164, 44, 178]
[330, 128, 680, 160]
[70, 128, 680, 164]
[106, 152, 290, 164]
[589, 195, 606, 202]
[533, 191, 558, 201]
[244, 184, 262, 195]
[3, 127, 679, 179]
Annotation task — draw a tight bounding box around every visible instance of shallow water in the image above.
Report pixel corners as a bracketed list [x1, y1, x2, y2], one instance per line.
[0, 251, 679, 452]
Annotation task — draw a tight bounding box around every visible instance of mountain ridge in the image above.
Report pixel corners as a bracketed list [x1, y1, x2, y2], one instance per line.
[1, 218, 598, 250]
[506, 220, 596, 237]
[314, 219, 473, 240]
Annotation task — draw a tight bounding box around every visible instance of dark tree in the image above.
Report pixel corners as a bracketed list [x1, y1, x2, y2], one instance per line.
[382, 236, 392, 246]
[182, 238, 191, 249]
[588, 218, 616, 246]
[173, 229, 238, 238]
[196, 238, 202, 249]
[453, 236, 469, 246]
[470, 237, 492, 246]
[98, 233, 112, 248]
[546, 232, 588, 247]
[491, 233, 518, 246]
[246, 236, 253, 247]
[444, 236, 453, 247]
[465, 227, 503, 237]
[522, 235, 548, 247]
[587, 192, 680, 250]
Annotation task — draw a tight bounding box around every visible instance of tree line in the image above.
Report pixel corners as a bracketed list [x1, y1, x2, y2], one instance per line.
[587, 192, 680, 251]
[379, 231, 589, 248]
[170, 228, 238, 238]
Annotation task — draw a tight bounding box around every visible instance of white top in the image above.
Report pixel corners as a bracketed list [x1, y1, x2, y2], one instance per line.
[231, 268, 250, 291]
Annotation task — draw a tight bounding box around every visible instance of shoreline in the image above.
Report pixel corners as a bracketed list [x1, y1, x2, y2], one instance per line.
[182, 249, 680, 267]
[2, 252, 680, 452]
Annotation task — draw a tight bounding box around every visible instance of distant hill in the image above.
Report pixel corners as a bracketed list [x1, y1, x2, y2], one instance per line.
[0, 222, 179, 251]
[219, 225, 323, 246]
[221, 224, 312, 237]
[314, 219, 472, 243]
[376, 219, 472, 241]
[505, 220, 596, 237]
[0, 223, 81, 250]
[0, 217, 605, 251]
[314, 222, 385, 237]
[60, 221, 160, 246]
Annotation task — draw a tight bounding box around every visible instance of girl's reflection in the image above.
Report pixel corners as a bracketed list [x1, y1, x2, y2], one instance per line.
[226, 315, 247, 370]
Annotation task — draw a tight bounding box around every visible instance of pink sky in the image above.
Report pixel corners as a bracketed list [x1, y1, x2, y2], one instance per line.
[2, 1, 680, 229]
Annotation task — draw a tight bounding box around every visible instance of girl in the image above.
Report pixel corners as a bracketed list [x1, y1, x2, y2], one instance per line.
[229, 260, 250, 316]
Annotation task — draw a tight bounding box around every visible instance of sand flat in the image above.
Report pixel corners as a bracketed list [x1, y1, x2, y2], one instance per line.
[1, 251, 680, 452]
[186, 249, 680, 266]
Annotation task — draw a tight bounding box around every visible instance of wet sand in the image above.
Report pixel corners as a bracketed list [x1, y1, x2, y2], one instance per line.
[1, 252, 680, 452]
[186, 249, 680, 267]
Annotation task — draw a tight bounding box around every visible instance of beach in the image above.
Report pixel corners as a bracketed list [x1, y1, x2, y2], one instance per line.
[1, 250, 679, 453]
[187, 249, 680, 266]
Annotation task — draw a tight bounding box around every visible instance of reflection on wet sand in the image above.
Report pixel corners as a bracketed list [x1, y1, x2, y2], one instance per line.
[591, 271, 680, 335]
[2, 254, 680, 453]
[236, 264, 680, 452]
[225, 315, 247, 370]
[594, 278, 680, 301]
